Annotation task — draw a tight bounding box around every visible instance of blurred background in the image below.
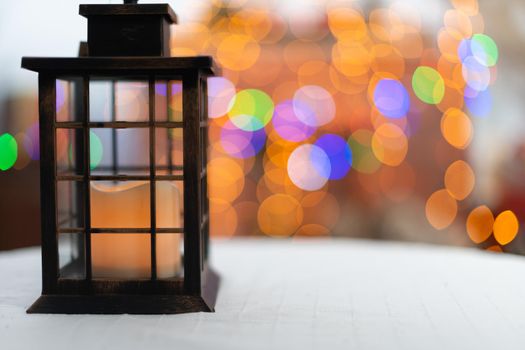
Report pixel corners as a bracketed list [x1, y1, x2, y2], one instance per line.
[1, 0, 523, 254]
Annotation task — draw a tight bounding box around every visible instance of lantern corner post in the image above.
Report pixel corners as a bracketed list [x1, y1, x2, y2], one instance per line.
[181, 69, 219, 312]
[182, 70, 202, 296]
[27, 73, 59, 313]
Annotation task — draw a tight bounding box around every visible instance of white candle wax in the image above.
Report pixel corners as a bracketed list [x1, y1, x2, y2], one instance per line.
[90, 181, 181, 279]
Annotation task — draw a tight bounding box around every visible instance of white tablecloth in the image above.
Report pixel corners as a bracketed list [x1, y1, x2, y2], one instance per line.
[2, 239, 525, 350]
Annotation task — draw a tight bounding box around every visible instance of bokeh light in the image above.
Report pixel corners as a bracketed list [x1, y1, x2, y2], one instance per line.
[412, 66, 445, 104]
[314, 134, 352, 180]
[293, 85, 335, 127]
[262, 165, 303, 199]
[486, 245, 503, 253]
[257, 194, 303, 237]
[228, 89, 274, 131]
[425, 189, 458, 230]
[373, 79, 410, 119]
[208, 157, 245, 203]
[0, 133, 18, 171]
[265, 136, 297, 169]
[347, 130, 381, 174]
[451, 0, 479, 16]
[464, 87, 492, 117]
[471, 34, 499, 67]
[443, 9, 472, 39]
[461, 56, 490, 92]
[208, 77, 236, 118]
[216, 34, 260, 71]
[210, 198, 238, 238]
[441, 108, 473, 149]
[297, 61, 334, 94]
[437, 28, 462, 63]
[287, 144, 330, 191]
[332, 42, 371, 77]
[220, 120, 266, 158]
[493, 210, 519, 246]
[370, 44, 405, 78]
[444, 160, 475, 200]
[327, 7, 367, 42]
[371, 123, 408, 166]
[466, 205, 494, 244]
[272, 100, 316, 142]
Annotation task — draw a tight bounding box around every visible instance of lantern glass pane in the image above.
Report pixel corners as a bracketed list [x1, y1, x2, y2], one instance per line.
[154, 80, 182, 122]
[92, 233, 151, 280]
[90, 180, 151, 229]
[58, 232, 85, 279]
[155, 180, 184, 228]
[89, 79, 149, 122]
[56, 128, 84, 176]
[57, 180, 84, 230]
[155, 128, 183, 176]
[157, 234, 183, 279]
[90, 128, 149, 176]
[155, 80, 168, 121]
[56, 78, 83, 122]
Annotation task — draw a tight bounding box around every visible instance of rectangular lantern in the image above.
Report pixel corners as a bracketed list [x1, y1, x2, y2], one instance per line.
[21, 2, 219, 314]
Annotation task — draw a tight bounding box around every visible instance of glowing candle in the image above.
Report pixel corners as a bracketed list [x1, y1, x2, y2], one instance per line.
[90, 181, 181, 279]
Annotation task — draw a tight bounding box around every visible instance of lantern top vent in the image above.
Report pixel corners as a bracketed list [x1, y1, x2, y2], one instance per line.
[79, 3, 177, 57]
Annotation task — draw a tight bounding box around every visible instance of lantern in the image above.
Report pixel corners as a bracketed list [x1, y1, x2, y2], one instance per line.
[22, 1, 219, 314]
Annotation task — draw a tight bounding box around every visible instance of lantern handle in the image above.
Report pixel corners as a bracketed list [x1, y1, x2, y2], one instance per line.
[124, 0, 138, 4]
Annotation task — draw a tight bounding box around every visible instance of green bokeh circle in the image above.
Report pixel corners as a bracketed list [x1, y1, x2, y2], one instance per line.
[0, 133, 18, 171]
[472, 34, 499, 67]
[412, 66, 445, 105]
[228, 89, 274, 131]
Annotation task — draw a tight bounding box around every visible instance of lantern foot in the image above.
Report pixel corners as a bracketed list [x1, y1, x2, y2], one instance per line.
[27, 269, 220, 315]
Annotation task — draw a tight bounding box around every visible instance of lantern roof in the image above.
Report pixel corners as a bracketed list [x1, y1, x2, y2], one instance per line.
[79, 3, 178, 57]
[21, 56, 219, 75]
[79, 4, 177, 24]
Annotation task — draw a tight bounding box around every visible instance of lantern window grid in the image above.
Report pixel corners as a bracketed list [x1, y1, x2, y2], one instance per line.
[52, 75, 205, 282]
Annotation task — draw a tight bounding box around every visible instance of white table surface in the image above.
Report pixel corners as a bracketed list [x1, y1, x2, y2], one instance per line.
[2, 238, 525, 350]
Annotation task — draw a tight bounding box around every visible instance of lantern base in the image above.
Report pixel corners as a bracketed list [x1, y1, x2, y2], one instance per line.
[27, 269, 219, 315]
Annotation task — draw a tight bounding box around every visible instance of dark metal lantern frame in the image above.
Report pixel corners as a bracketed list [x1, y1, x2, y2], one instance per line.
[21, 3, 219, 314]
